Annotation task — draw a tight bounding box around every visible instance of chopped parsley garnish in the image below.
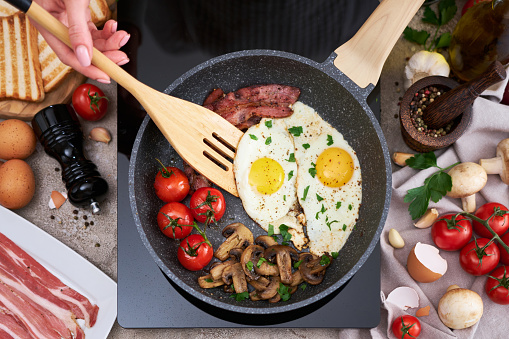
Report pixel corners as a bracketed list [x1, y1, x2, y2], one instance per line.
[309, 162, 317, 178]
[283, 195, 286, 201]
[265, 120, 273, 128]
[205, 278, 214, 283]
[316, 194, 323, 202]
[249, 134, 258, 140]
[336, 201, 342, 209]
[287, 153, 296, 162]
[315, 204, 326, 220]
[246, 261, 254, 271]
[265, 136, 272, 145]
[320, 255, 331, 266]
[288, 126, 303, 136]
[278, 283, 291, 301]
[348, 204, 352, 210]
[288, 170, 294, 180]
[257, 257, 274, 268]
[326, 219, 339, 231]
[268, 224, 274, 236]
[327, 134, 333, 146]
[231, 291, 249, 301]
[342, 224, 347, 231]
[301, 185, 310, 201]
[331, 252, 339, 259]
[301, 284, 307, 291]
[279, 224, 292, 245]
[293, 260, 302, 269]
[302, 143, 310, 149]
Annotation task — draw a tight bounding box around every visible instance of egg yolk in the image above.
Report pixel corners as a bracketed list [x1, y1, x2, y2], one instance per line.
[316, 147, 354, 187]
[248, 157, 285, 195]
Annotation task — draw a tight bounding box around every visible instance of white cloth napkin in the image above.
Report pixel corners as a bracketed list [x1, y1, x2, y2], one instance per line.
[339, 79, 509, 338]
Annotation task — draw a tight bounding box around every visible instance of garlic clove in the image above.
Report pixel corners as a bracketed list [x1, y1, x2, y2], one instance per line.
[404, 51, 450, 89]
[414, 208, 439, 228]
[89, 127, 111, 144]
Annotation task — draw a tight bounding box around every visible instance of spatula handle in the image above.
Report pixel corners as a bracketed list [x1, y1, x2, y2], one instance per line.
[334, 0, 425, 89]
[7, 0, 147, 97]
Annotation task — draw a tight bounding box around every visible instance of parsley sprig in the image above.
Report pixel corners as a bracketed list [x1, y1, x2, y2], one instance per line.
[403, 152, 459, 220]
[403, 0, 457, 51]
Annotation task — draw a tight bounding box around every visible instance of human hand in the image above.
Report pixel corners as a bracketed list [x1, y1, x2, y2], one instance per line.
[32, 0, 130, 83]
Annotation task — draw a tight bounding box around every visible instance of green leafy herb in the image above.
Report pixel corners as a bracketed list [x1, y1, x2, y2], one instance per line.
[320, 255, 331, 266]
[265, 136, 272, 145]
[268, 224, 274, 237]
[302, 143, 310, 149]
[316, 194, 323, 202]
[257, 257, 275, 267]
[246, 261, 254, 271]
[265, 120, 272, 128]
[327, 135, 333, 146]
[316, 204, 326, 220]
[404, 152, 458, 219]
[205, 278, 214, 283]
[280, 224, 292, 244]
[287, 153, 296, 162]
[283, 195, 286, 201]
[331, 252, 339, 259]
[336, 201, 342, 209]
[342, 224, 347, 231]
[249, 134, 258, 140]
[326, 219, 339, 231]
[301, 284, 307, 291]
[231, 291, 249, 301]
[348, 204, 352, 211]
[309, 162, 317, 178]
[288, 170, 294, 180]
[294, 260, 303, 269]
[301, 185, 310, 201]
[278, 283, 291, 301]
[403, 0, 457, 51]
[288, 126, 303, 136]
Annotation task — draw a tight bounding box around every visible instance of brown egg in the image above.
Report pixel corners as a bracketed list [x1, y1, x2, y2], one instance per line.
[407, 242, 447, 283]
[0, 159, 36, 209]
[0, 119, 37, 160]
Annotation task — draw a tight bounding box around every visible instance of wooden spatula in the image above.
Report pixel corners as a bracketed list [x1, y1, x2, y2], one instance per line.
[11, 0, 243, 196]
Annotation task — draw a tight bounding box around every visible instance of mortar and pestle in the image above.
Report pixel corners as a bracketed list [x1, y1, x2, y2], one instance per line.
[400, 61, 506, 152]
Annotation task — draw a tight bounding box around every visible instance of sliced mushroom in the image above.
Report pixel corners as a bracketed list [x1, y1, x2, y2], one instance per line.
[255, 259, 279, 276]
[240, 245, 264, 280]
[255, 235, 278, 249]
[288, 285, 299, 294]
[229, 247, 244, 262]
[258, 276, 281, 300]
[299, 253, 331, 285]
[480, 138, 509, 185]
[269, 293, 281, 303]
[289, 270, 303, 287]
[446, 162, 487, 213]
[198, 274, 224, 288]
[264, 245, 299, 284]
[222, 262, 248, 294]
[209, 260, 236, 281]
[214, 223, 254, 261]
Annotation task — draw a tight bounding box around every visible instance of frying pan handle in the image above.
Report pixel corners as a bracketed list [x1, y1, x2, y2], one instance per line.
[8, 0, 146, 95]
[334, 0, 425, 89]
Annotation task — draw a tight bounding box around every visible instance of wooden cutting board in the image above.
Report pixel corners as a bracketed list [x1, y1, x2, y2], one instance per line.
[0, 70, 86, 121]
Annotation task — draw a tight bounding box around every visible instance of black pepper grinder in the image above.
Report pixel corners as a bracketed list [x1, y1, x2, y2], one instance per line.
[32, 104, 108, 214]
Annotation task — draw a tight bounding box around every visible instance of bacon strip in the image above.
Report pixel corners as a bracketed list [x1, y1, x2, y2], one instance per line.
[0, 308, 32, 339]
[0, 232, 99, 328]
[0, 248, 84, 339]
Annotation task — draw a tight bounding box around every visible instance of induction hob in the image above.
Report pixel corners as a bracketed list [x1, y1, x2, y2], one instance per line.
[117, 0, 382, 328]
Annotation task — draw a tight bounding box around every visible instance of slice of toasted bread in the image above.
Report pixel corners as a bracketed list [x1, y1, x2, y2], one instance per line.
[0, 1, 18, 17]
[0, 13, 44, 102]
[38, 33, 73, 92]
[90, 0, 111, 26]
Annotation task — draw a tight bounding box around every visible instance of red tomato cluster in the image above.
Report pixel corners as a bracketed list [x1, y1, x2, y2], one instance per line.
[431, 202, 509, 306]
[153, 160, 226, 271]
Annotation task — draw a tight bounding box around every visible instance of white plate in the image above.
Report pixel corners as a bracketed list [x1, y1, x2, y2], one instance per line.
[0, 206, 117, 339]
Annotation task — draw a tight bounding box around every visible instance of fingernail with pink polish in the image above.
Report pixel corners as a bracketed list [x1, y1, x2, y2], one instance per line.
[117, 58, 130, 66]
[111, 21, 118, 34]
[75, 45, 91, 67]
[97, 78, 111, 84]
[119, 34, 130, 48]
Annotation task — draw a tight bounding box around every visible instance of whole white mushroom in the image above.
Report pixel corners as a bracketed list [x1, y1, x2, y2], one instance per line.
[438, 286, 483, 330]
[446, 162, 487, 213]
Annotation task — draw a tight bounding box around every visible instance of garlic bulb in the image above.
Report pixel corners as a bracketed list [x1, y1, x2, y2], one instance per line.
[404, 51, 450, 89]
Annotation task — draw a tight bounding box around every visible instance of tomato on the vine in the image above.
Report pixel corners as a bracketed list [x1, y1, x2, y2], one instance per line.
[472, 202, 509, 238]
[431, 214, 472, 251]
[459, 238, 500, 276]
[177, 234, 213, 271]
[157, 202, 194, 239]
[499, 232, 509, 265]
[190, 187, 225, 225]
[153, 160, 190, 203]
[72, 84, 109, 121]
[486, 266, 509, 305]
[391, 315, 421, 339]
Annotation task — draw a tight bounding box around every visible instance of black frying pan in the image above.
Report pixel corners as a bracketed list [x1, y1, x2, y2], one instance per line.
[128, 0, 423, 313]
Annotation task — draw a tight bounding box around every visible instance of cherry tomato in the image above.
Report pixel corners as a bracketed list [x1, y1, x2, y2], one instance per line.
[72, 84, 109, 121]
[461, 0, 490, 16]
[472, 202, 509, 238]
[498, 232, 509, 265]
[431, 214, 472, 251]
[190, 187, 225, 225]
[153, 162, 190, 203]
[460, 238, 500, 276]
[391, 315, 421, 339]
[177, 234, 213, 271]
[157, 202, 194, 239]
[486, 266, 509, 305]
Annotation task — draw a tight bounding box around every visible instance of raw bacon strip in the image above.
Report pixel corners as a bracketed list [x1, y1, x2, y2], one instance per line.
[0, 249, 84, 339]
[0, 232, 99, 328]
[0, 309, 32, 339]
[0, 284, 72, 339]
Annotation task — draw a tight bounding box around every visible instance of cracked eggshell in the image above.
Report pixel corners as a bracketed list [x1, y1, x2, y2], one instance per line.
[386, 286, 420, 310]
[49, 191, 67, 209]
[407, 242, 447, 283]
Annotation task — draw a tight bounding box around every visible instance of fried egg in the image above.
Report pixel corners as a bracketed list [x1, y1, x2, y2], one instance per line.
[233, 118, 307, 247]
[283, 102, 362, 255]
